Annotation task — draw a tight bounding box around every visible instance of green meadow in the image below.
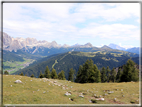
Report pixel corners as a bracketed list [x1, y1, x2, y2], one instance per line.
[3, 75, 140, 105]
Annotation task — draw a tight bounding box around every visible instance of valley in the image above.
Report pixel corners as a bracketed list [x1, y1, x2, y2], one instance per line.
[3, 58, 35, 74]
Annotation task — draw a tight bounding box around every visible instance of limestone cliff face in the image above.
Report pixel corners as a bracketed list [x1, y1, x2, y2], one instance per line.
[1, 32, 61, 52]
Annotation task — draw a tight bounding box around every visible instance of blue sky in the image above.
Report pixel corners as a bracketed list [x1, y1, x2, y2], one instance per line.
[3, 3, 140, 49]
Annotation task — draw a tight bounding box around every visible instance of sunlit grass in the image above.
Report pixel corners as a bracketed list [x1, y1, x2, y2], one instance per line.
[3, 75, 140, 104]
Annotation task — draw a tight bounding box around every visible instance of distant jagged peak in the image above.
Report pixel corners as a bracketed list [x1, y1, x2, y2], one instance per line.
[84, 42, 93, 47]
[62, 44, 70, 48]
[51, 41, 57, 44]
[101, 45, 112, 49]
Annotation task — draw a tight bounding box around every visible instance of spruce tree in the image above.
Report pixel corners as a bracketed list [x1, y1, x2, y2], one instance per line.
[58, 70, 66, 80]
[106, 66, 111, 82]
[110, 68, 117, 82]
[116, 68, 122, 82]
[44, 66, 50, 78]
[75, 65, 83, 83]
[81, 59, 94, 83]
[39, 71, 44, 78]
[93, 64, 101, 83]
[51, 68, 58, 79]
[4, 71, 9, 75]
[120, 59, 139, 82]
[31, 74, 34, 78]
[19, 72, 24, 76]
[101, 67, 107, 83]
[68, 68, 75, 82]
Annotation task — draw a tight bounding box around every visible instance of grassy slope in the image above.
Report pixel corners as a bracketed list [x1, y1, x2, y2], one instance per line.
[3, 75, 140, 104]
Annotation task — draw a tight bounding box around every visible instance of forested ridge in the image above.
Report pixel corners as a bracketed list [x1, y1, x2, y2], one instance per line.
[12, 51, 139, 80]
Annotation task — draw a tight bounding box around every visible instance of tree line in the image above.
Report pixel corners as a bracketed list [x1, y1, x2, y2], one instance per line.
[75, 59, 139, 83]
[4, 59, 139, 83]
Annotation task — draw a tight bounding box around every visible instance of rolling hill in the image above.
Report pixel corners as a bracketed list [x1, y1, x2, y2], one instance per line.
[13, 51, 139, 79]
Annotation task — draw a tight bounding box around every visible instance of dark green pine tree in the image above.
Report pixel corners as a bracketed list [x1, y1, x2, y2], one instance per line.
[39, 71, 44, 78]
[44, 66, 50, 78]
[131, 67, 139, 81]
[75, 65, 83, 83]
[31, 74, 34, 78]
[58, 70, 66, 80]
[51, 68, 58, 79]
[101, 67, 107, 83]
[4, 71, 9, 75]
[110, 68, 117, 82]
[68, 68, 75, 82]
[19, 72, 24, 76]
[81, 59, 94, 83]
[93, 64, 101, 83]
[116, 68, 122, 82]
[106, 66, 111, 82]
[120, 59, 139, 82]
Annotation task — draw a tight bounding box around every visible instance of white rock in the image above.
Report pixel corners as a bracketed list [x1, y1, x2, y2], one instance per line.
[121, 89, 123, 91]
[14, 80, 22, 83]
[43, 91, 46, 93]
[100, 98, 105, 101]
[96, 98, 105, 101]
[10, 85, 12, 87]
[79, 95, 84, 98]
[65, 92, 71, 96]
[31, 80, 32, 81]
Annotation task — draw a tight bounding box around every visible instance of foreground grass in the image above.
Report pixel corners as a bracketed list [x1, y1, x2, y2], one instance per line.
[3, 75, 140, 105]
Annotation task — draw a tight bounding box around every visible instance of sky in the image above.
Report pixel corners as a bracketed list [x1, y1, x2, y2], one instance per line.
[3, 3, 140, 49]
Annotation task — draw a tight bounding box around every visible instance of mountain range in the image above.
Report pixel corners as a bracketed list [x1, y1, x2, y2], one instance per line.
[1, 32, 140, 55]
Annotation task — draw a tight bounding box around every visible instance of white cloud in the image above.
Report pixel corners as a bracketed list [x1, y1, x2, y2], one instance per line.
[3, 3, 140, 46]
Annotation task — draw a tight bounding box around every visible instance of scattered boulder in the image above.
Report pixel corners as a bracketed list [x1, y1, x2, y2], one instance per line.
[108, 91, 114, 94]
[114, 98, 117, 102]
[96, 98, 105, 101]
[79, 93, 84, 98]
[65, 92, 71, 96]
[14, 80, 22, 83]
[79, 95, 84, 98]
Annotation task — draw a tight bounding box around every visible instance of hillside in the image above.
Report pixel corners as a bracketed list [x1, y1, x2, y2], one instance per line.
[3, 50, 43, 74]
[3, 75, 139, 104]
[13, 51, 139, 78]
